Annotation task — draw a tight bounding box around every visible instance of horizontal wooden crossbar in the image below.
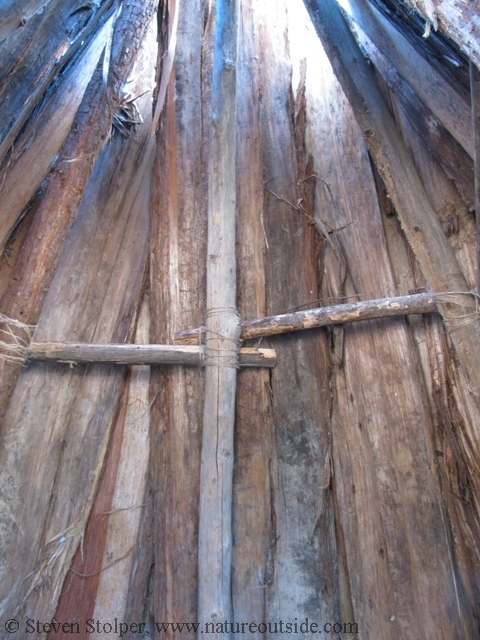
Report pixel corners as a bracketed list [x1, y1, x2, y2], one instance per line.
[16, 292, 476, 367]
[28, 343, 277, 368]
[174, 292, 438, 344]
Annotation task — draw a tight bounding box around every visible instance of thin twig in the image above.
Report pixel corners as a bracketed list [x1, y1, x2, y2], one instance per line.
[70, 547, 134, 578]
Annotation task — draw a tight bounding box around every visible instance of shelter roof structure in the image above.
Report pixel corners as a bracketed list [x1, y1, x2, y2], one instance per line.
[0, 0, 479, 637]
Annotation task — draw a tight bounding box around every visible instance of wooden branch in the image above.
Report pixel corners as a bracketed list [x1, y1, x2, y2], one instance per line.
[470, 61, 480, 296]
[27, 343, 276, 368]
[174, 292, 438, 344]
[198, 0, 240, 636]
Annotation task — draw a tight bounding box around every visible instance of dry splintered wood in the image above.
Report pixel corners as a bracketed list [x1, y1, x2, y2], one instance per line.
[174, 292, 438, 344]
[27, 342, 276, 368]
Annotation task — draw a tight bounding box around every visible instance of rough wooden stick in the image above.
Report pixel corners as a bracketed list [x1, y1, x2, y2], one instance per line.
[198, 0, 240, 637]
[174, 292, 438, 344]
[471, 61, 480, 296]
[26, 343, 276, 367]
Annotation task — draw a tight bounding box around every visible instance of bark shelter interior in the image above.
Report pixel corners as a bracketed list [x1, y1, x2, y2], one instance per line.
[0, 0, 480, 638]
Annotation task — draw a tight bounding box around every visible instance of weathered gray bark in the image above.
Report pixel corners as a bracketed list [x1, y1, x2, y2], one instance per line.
[343, 0, 472, 157]
[356, 29, 474, 210]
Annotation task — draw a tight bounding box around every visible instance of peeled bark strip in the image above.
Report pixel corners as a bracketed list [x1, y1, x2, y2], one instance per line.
[378, 91, 480, 628]
[0, 0, 158, 428]
[303, 0, 480, 422]
[0, 58, 155, 629]
[0, 15, 115, 255]
[471, 62, 480, 295]
[299, 11, 470, 633]
[198, 0, 240, 635]
[356, 30, 474, 210]
[50, 297, 152, 638]
[149, 0, 211, 633]
[0, 0, 116, 166]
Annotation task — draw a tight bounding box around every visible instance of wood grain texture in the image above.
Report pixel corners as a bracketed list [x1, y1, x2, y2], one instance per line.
[197, 0, 240, 633]
[89, 297, 152, 638]
[404, 0, 480, 69]
[0, 16, 114, 254]
[357, 30, 474, 210]
[0, 30, 155, 627]
[28, 343, 276, 367]
[230, 2, 273, 633]
[0, 0, 159, 430]
[255, 0, 339, 630]
[304, 0, 480, 428]
[301, 10, 472, 635]
[148, 1, 211, 635]
[175, 293, 438, 344]
[0, 0, 479, 635]
[471, 61, 480, 294]
[344, 0, 473, 157]
[379, 95, 480, 635]
[0, 0, 116, 165]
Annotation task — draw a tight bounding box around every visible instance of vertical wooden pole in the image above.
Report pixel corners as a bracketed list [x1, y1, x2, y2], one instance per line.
[197, 1, 240, 638]
[470, 61, 480, 296]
